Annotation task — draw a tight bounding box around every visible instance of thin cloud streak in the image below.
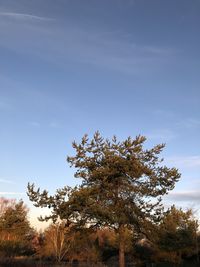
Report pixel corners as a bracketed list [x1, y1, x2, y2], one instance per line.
[0, 15, 175, 75]
[177, 118, 200, 129]
[146, 129, 177, 142]
[166, 191, 200, 202]
[70, 32, 174, 74]
[49, 122, 60, 128]
[29, 121, 40, 128]
[0, 179, 15, 184]
[0, 12, 53, 21]
[166, 156, 200, 168]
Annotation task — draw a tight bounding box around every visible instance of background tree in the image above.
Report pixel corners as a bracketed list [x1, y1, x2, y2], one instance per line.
[0, 199, 35, 257]
[28, 132, 180, 267]
[155, 206, 199, 265]
[97, 227, 118, 262]
[67, 229, 101, 264]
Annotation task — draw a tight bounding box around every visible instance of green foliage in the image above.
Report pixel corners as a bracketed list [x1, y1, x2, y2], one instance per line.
[28, 132, 180, 227]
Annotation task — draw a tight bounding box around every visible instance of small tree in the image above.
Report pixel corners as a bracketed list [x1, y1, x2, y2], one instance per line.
[28, 132, 180, 267]
[42, 222, 74, 262]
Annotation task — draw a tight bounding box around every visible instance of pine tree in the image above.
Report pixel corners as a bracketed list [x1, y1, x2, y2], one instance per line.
[28, 132, 180, 267]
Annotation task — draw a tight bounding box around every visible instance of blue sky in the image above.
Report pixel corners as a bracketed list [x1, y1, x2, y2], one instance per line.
[0, 0, 200, 227]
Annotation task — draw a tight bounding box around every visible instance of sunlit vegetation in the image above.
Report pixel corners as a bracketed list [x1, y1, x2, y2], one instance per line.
[0, 198, 199, 266]
[0, 134, 199, 266]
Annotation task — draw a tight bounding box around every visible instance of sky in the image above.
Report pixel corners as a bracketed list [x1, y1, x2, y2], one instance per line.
[0, 0, 200, 229]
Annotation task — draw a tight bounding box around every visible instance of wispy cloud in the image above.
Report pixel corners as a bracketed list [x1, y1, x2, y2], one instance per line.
[166, 191, 200, 202]
[147, 129, 177, 142]
[29, 121, 61, 128]
[153, 109, 175, 119]
[0, 12, 52, 21]
[166, 156, 200, 168]
[177, 118, 200, 129]
[29, 121, 40, 128]
[0, 10, 174, 75]
[0, 179, 15, 184]
[72, 34, 173, 74]
[49, 122, 60, 128]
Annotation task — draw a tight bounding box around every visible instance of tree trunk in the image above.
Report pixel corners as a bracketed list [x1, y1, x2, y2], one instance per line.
[119, 239, 125, 267]
[119, 225, 125, 267]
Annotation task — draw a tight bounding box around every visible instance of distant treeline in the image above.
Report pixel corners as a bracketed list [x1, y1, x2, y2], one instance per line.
[0, 196, 199, 266]
[0, 198, 200, 266]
